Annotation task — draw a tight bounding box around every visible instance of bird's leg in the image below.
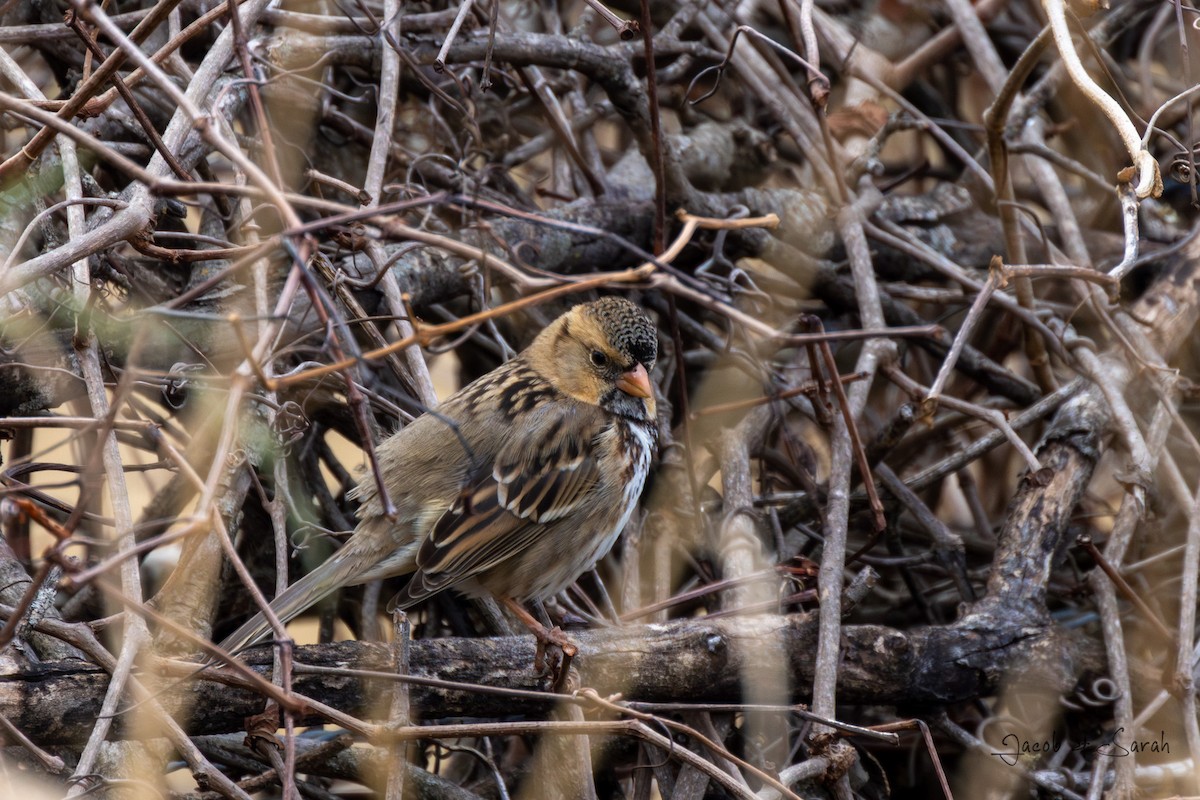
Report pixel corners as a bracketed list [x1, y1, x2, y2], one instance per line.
[531, 598, 554, 628]
[497, 595, 577, 686]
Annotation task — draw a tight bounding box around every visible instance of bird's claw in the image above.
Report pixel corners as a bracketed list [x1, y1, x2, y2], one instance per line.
[534, 625, 578, 691]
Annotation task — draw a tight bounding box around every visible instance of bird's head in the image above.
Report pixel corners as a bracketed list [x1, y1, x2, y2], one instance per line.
[530, 297, 658, 420]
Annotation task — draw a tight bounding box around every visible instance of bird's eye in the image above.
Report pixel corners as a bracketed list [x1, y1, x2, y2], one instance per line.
[590, 350, 609, 368]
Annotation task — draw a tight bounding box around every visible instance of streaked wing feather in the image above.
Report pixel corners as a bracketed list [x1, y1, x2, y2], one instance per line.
[402, 404, 607, 604]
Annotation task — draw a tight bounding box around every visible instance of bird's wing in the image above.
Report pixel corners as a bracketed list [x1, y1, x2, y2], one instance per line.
[393, 403, 607, 606]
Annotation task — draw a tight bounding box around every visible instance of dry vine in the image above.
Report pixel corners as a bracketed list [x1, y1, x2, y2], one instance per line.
[0, 0, 1198, 798]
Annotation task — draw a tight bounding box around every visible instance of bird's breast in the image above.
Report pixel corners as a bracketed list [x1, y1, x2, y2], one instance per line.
[572, 417, 656, 574]
[609, 418, 655, 537]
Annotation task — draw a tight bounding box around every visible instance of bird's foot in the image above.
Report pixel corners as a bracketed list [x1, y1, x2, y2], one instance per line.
[496, 595, 580, 692]
[534, 625, 578, 691]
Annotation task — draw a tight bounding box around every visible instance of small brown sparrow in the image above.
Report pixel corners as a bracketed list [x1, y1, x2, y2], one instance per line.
[220, 297, 658, 667]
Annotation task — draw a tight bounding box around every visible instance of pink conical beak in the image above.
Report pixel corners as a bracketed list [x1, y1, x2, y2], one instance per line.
[616, 363, 652, 398]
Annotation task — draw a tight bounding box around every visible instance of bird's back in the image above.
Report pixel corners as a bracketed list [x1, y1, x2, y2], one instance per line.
[346, 357, 547, 582]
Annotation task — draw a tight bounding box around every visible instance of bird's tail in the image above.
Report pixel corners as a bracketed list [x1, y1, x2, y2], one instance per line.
[217, 549, 363, 654]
